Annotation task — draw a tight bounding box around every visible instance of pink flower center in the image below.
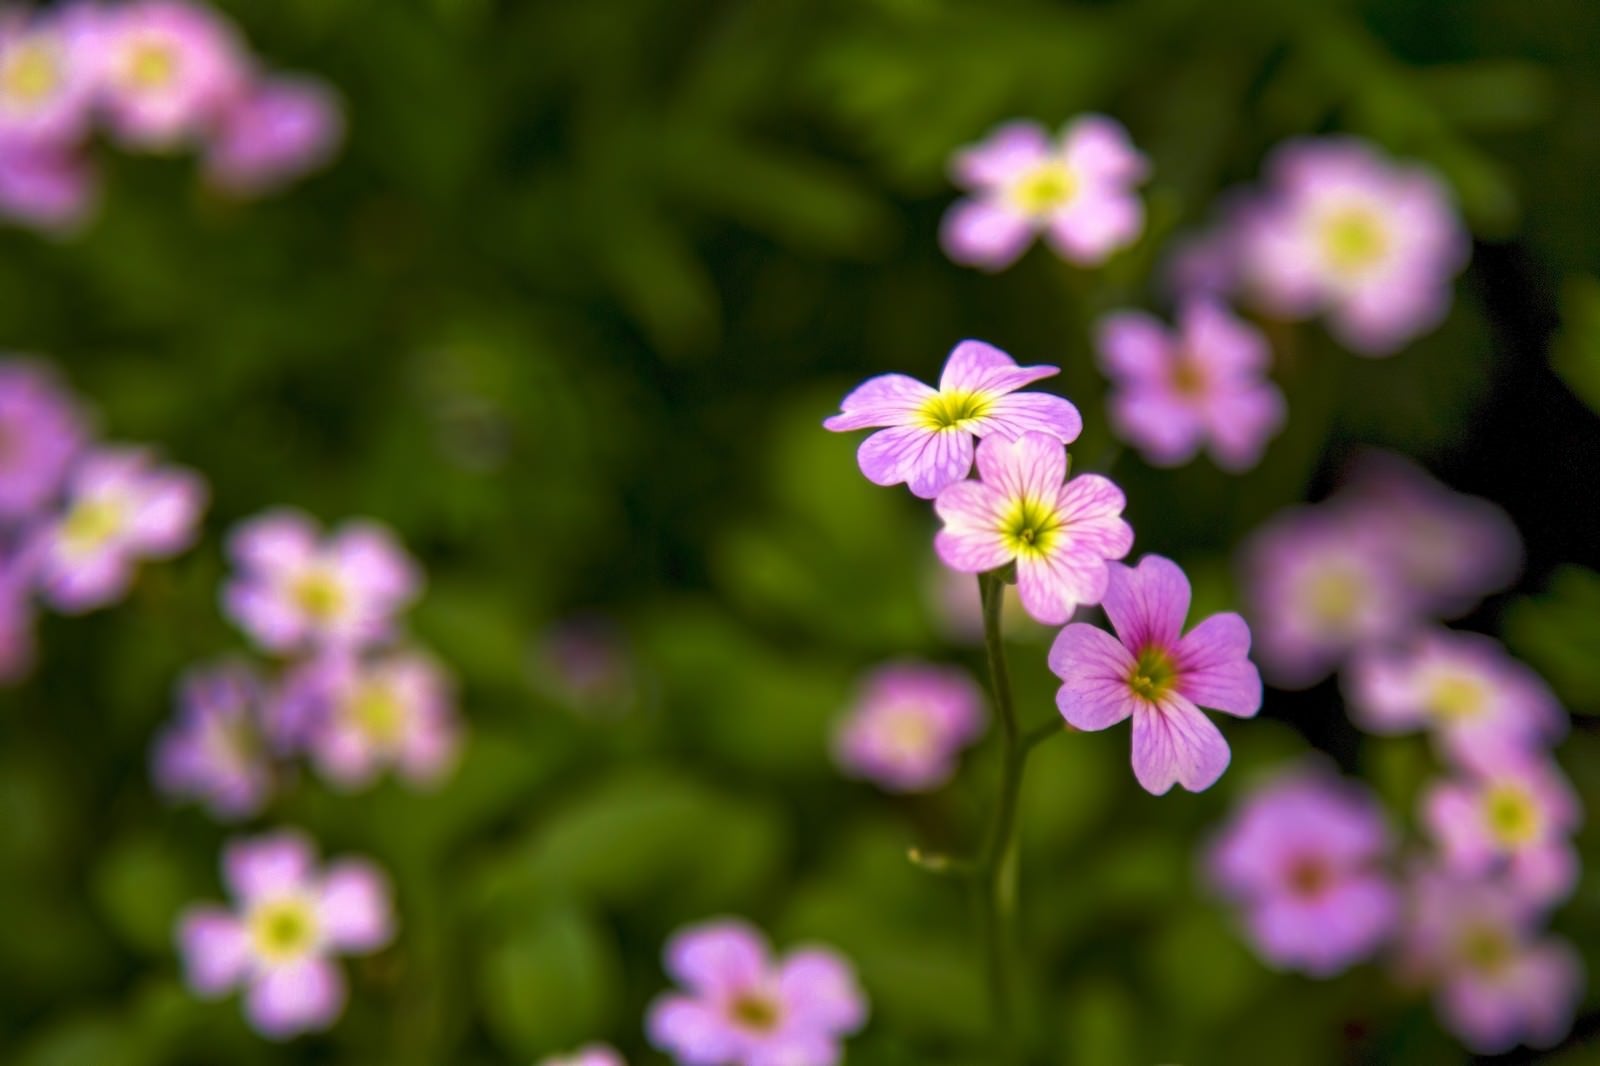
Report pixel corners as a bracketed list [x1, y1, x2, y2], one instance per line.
[1127, 645, 1177, 702]
[919, 390, 991, 431]
[727, 992, 782, 1033]
[2, 41, 60, 105]
[1284, 855, 1332, 899]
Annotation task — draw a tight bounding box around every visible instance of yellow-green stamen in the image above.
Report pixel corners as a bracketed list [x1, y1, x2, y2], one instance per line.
[1009, 163, 1078, 216]
[919, 390, 991, 431]
[1127, 645, 1177, 702]
[1319, 208, 1388, 274]
[1000, 497, 1061, 558]
[247, 897, 319, 964]
[1483, 784, 1540, 846]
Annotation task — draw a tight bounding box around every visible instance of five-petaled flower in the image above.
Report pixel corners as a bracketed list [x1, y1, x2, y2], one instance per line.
[176, 829, 394, 1040]
[647, 918, 867, 1066]
[824, 340, 1081, 499]
[934, 431, 1131, 624]
[832, 660, 985, 793]
[99, 0, 248, 149]
[151, 659, 275, 819]
[1049, 554, 1261, 794]
[941, 115, 1149, 271]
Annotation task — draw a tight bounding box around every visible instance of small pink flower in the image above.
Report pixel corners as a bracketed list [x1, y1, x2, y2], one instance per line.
[151, 659, 275, 820]
[1237, 137, 1469, 355]
[1239, 505, 1416, 688]
[223, 509, 421, 654]
[539, 1046, 626, 1066]
[1095, 301, 1286, 471]
[934, 432, 1132, 624]
[0, 4, 102, 149]
[176, 830, 394, 1040]
[1205, 765, 1398, 974]
[529, 615, 639, 716]
[1050, 555, 1260, 794]
[98, 0, 247, 150]
[1397, 868, 1583, 1054]
[0, 357, 87, 520]
[1344, 629, 1566, 766]
[0, 137, 97, 230]
[647, 918, 867, 1066]
[824, 340, 1081, 499]
[206, 75, 343, 197]
[832, 661, 985, 793]
[1420, 753, 1581, 909]
[32, 445, 207, 612]
[941, 115, 1149, 271]
[274, 650, 461, 791]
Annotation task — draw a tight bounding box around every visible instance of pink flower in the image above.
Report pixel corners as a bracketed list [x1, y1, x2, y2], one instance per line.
[1421, 753, 1582, 908]
[1239, 506, 1416, 688]
[1344, 629, 1567, 766]
[223, 509, 421, 654]
[206, 75, 343, 197]
[934, 432, 1132, 624]
[274, 650, 461, 791]
[824, 340, 1081, 499]
[1095, 301, 1286, 471]
[0, 137, 97, 230]
[0, 547, 35, 683]
[1050, 555, 1261, 794]
[529, 615, 639, 716]
[539, 1046, 626, 1066]
[940, 115, 1149, 271]
[0, 4, 102, 149]
[32, 445, 207, 612]
[176, 830, 394, 1040]
[151, 660, 275, 820]
[1397, 868, 1583, 1054]
[0, 357, 87, 521]
[647, 918, 867, 1066]
[1237, 137, 1469, 355]
[98, 0, 247, 150]
[1205, 765, 1398, 974]
[832, 661, 985, 793]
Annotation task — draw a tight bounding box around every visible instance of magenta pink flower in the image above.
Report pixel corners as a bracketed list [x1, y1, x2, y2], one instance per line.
[1050, 555, 1260, 794]
[934, 432, 1131, 624]
[832, 661, 985, 793]
[274, 650, 461, 791]
[1397, 868, 1583, 1054]
[1421, 753, 1581, 908]
[32, 446, 207, 612]
[223, 509, 421, 654]
[647, 918, 867, 1066]
[1344, 629, 1567, 766]
[530, 616, 639, 716]
[940, 115, 1149, 271]
[0, 137, 97, 230]
[1206, 765, 1398, 974]
[152, 660, 274, 820]
[0, 547, 35, 683]
[1237, 137, 1469, 355]
[206, 75, 343, 197]
[98, 0, 247, 150]
[824, 340, 1081, 499]
[0, 357, 86, 520]
[176, 830, 394, 1040]
[539, 1046, 626, 1066]
[0, 4, 101, 149]
[1239, 506, 1415, 688]
[1095, 301, 1286, 471]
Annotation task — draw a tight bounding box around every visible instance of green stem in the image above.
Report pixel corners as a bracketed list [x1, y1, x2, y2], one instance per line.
[977, 571, 1026, 1063]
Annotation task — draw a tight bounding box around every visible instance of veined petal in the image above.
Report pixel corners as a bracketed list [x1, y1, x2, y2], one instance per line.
[1175, 612, 1262, 717]
[934, 481, 1012, 573]
[1049, 623, 1138, 730]
[938, 339, 1058, 396]
[974, 431, 1066, 504]
[823, 373, 937, 431]
[856, 425, 974, 498]
[982, 391, 1083, 445]
[1131, 694, 1230, 794]
[1102, 555, 1190, 652]
[1017, 549, 1107, 625]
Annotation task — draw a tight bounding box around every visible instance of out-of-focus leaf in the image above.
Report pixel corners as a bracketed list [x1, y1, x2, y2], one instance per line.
[1553, 276, 1600, 417]
[91, 833, 196, 956]
[1414, 61, 1553, 131]
[477, 901, 619, 1057]
[1504, 565, 1600, 714]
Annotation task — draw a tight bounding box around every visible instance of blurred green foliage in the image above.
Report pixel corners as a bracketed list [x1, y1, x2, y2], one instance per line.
[4, 0, 1600, 1063]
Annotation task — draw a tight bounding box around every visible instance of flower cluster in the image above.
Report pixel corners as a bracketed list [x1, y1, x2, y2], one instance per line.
[151, 509, 461, 820]
[0, 355, 206, 684]
[0, 0, 342, 233]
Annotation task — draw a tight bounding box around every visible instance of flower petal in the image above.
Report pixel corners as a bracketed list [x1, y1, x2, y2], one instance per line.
[981, 391, 1083, 445]
[224, 830, 316, 904]
[318, 859, 393, 954]
[177, 906, 249, 997]
[665, 918, 771, 998]
[933, 481, 1012, 573]
[244, 957, 346, 1040]
[1060, 114, 1148, 183]
[940, 198, 1036, 272]
[1131, 694, 1230, 794]
[1095, 311, 1171, 384]
[1049, 623, 1138, 730]
[938, 339, 1058, 396]
[974, 431, 1066, 504]
[777, 947, 868, 1034]
[857, 424, 974, 498]
[1175, 611, 1262, 717]
[1101, 555, 1190, 653]
[646, 995, 743, 1065]
[951, 120, 1053, 188]
[823, 373, 936, 432]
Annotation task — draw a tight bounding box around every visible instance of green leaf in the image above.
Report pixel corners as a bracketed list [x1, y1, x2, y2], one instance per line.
[1504, 566, 1600, 714]
[1553, 276, 1600, 417]
[477, 901, 619, 1057]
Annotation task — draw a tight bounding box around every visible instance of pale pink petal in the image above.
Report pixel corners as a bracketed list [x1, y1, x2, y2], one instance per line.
[177, 906, 249, 997]
[647, 995, 742, 1064]
[938, 340, 1052, 395]
[1044, 190, 1143, 264]
[1049, 624, 1138, 730]
[940, 198, 1037, 272]
[1101, 555, 1190, 652]
[973, 431, 1065, 504]
[665, 919, 771, 998]
[1182, 300, 1270, 376]
[224, 831, 316, 904]
[951, 120, 1053, 188]
[245, 957, 346, 1040]
[980, 391, 1082, 445]
[1175, 612, 1261, 717]
[318, 859, 393, 954]
[1059, 114, 1148, 183]
[229, 510, 319, 573]
[1095, 311, 1171, 384]
[1202, 384, 1286, 472]
[933, 481, 1012, 573]
[777, 947, 867, 1034]
[1131, 694, 1230, 794]
[857, 424, 973, 499]
[1109, 389, 1205, 466]
[823, 373, 936, 431]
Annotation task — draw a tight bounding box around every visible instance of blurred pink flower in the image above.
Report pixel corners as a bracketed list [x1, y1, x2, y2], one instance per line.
[177, 830, 394, 1040]
[223, 509, 421, 654]
[941, 115, 1148, 271]
[1237, 137, 1469, 355]
[647, 918, 867, 1066]
[99, 0, 247, 150]
[824, 340, 1081, 499]
[32, 445, 207, 612]
[1345, 629, 1567, 766]
[832, 660, 985, 793]
[206, 74, 343, 197]
[0, 137, 97, 231]
[0, 546, 35, 683]
[152, 659, 275, 819]
[1206, 765, 1398, 975]
[935, 432, 1132, 624]
[0, 4, 102, 149]
[1051, 555, 1261, 794]
[1095, 301, 1285, 471]
[0, 357, 88, 520]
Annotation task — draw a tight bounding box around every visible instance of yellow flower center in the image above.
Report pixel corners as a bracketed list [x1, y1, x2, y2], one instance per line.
[1483, 784, 1541, 846]
[1457, 923, 1513, 976]
[124, 40, 178, 90]
[728, 992, 782, 1033]
[1000, 497, 1061, 558]
[919, 390, 991, 431]
[1319, 208, 1388, 274]
[1009, 163, 1078, 216]
[292, 570, 346, 621]
[883, 707, 935, 759]
[247, 896, 319, 964]
[1427, 674, 1485, 722]
[347, 682, 406, 744]
[1127, 645, 1177, 702]
[60, 498, 125, 556]
[2, 42, 60, 105]
[1302, 568, 1358, 629]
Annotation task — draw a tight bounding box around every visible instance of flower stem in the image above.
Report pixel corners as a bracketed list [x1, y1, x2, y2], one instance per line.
[977, 571, 1026, 1063]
